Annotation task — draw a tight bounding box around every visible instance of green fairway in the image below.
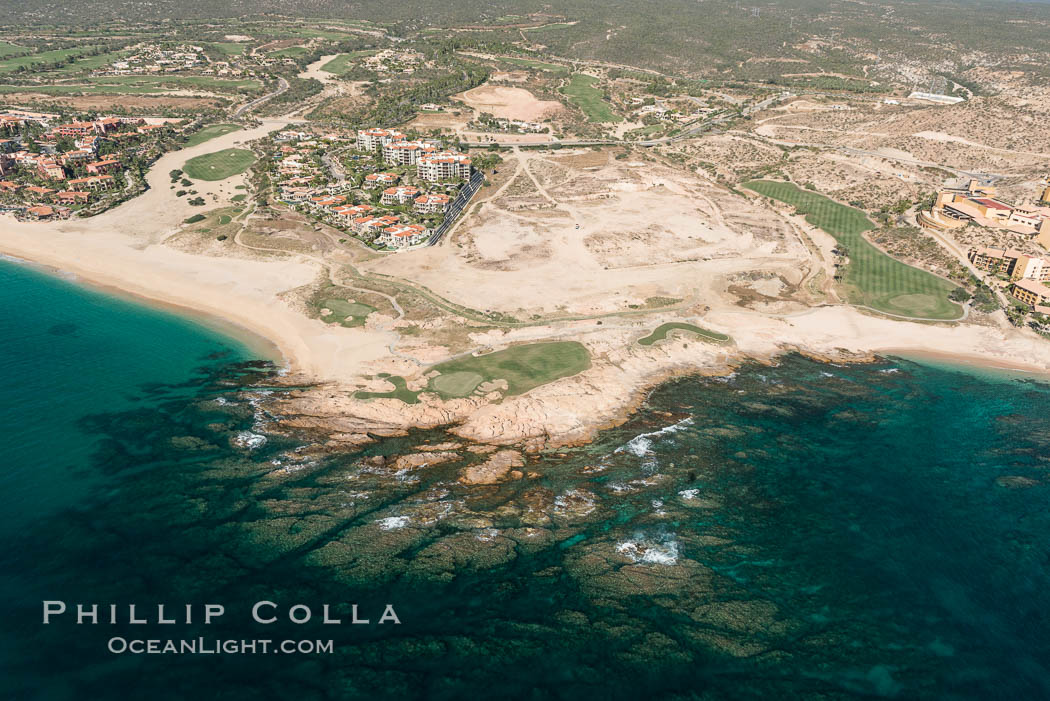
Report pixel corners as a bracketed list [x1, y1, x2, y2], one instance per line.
[183, 148, 257, 181]
[560, 74, 621, 122]
[744, 180, 963, 320]
[427, 341, 591, 397]
[0, 41, 23, 58]
[0, 46, 88, 72]
[0, 75, 265, 96]
[320, 51, 376, 75]
[498, 56, 569, 75]
[44, 49, 131, 74]
[184, 124, 241, 148]
[321, 299, 376, 328]
[638, 323, 730, 346]
[210, 42, 248, 56]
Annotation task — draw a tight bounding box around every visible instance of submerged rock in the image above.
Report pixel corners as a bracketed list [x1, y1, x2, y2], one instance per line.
[458, 450, 525, 485]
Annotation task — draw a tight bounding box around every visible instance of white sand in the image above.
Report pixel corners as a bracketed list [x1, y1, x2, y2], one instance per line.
[0, 119, 392, 381]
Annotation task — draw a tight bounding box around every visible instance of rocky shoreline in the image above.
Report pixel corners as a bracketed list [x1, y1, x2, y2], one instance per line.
[256, 343, 886, 461]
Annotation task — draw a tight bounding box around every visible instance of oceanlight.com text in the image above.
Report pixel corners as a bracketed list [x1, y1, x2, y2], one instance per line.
[107, 637, 334, 655]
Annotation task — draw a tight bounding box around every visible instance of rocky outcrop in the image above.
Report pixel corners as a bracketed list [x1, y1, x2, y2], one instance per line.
[458, 450, 525, 485]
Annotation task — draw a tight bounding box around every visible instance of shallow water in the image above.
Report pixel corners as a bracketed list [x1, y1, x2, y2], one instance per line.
[3, 260, 1050, 699]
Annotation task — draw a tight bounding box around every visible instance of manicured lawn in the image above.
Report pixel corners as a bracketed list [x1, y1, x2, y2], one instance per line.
[430, 371, 485, 397]
[561, 74, 621, 122]
[744, 180, 963, 320]
[184, 124, 241, 148]
[0, 47, 87, 72]
[183, 148, 257, 181]
[498, 56, 568, 75]
[211, 42, 248, 56]
[3, 75, 264, 97]
[231, 194, 247, 202]
[355, 375, 420, 404]
[321, 299, 376, 328]
[320, 51, 376, 75]
[638, 323, 730, 346]
[427, 341, 591, 397]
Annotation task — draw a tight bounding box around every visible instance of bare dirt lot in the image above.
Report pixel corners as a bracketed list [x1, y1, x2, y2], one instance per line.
[358, 147, 809, 316]
[454, 84, 565, 121]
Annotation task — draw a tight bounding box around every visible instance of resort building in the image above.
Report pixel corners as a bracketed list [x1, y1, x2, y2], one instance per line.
[356, 129, 406, 153]
[55, 190, 90, 204]
[62, 149, 95, 164]
[968, 247, 1050, 281]
[363, 172, 399, 189]
[279, 185, 314, 202]
[414, 193, 450, 214]
[86, 158, 121, 174]
[353, 214, 401, 235]
[37, 161, 65, 180]
[51, 121, 98, 139]
[380, 224, 428, 248]
[25, 205, 55, 220]
[380, 185, 420, 206]
[332, 204, 373, 223]
[309, 194, 347, 210]
[382, 140, 437, 166]
[923, 187, 1050, 242]
[416, 152, 472, 182]
[67, 175, 114, 191]
[1010, 278, 1050, 309]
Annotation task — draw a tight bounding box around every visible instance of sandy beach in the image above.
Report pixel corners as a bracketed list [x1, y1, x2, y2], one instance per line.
[0, 119, 393, 383]
[4, 122, 1050, 449]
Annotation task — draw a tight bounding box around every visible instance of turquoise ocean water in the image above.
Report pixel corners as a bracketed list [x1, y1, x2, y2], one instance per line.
[2, 257, 1049, 699]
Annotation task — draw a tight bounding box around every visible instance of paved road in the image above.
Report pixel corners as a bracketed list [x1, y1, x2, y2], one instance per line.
[234, 77, 290, 118]
[321, 146, 348, 183]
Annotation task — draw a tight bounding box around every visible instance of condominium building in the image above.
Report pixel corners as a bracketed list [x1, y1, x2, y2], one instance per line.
[380, 224, 428, 248]
[416, 152, 471, 182]
[37, 161, 65, 180]
[353, 214, 401, 235]
[414, 193, 451, 214]
[55, 190, 89, 204]
[356, 129, 405, 153]
[968, 247, 1050, 281]
[382, 140, 437, 166]
[1010, 278, 1050, 308]
[380, 185, 420, 206]
[363, 172, 399, 189]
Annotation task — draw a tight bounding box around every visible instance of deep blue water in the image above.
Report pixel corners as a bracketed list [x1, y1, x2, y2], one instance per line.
[2, 257, 1050, 700]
